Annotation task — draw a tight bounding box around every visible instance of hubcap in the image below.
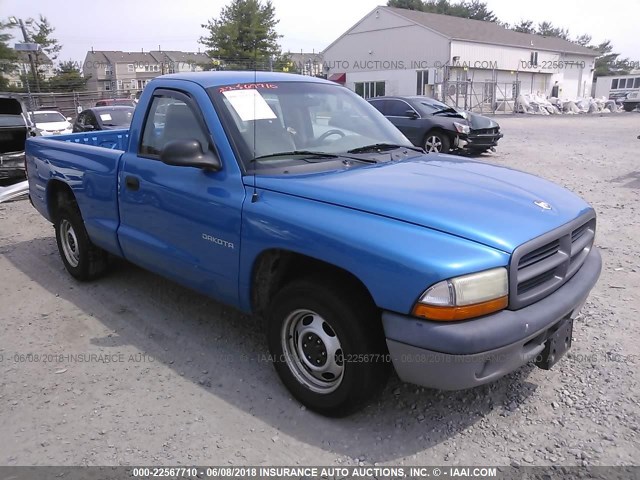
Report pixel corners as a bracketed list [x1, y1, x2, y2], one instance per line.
[282, 309, 344, 394]
[60, 219, 80, 268]
[425, 135, 443, 153]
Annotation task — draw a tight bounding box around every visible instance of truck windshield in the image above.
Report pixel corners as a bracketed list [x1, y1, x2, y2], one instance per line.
[209, 82, 412, 171]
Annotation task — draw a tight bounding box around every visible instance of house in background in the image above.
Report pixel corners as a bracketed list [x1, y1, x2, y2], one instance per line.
[4, 51, 55, 89]
[83, 50, 212, 95]
[287, 51, 324, 76]
[322, 6, 599, 110]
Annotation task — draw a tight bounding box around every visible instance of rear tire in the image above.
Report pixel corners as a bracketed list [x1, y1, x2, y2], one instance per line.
[54, 202, 108, 281]
[267, 277, 390, 416]
[424, 131, 451, 153]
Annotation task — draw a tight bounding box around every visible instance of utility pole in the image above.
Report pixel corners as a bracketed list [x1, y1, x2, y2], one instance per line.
[10, 17, 41, 93]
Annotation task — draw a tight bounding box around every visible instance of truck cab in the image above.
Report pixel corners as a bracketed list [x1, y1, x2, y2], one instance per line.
[26, 72, 601, 416]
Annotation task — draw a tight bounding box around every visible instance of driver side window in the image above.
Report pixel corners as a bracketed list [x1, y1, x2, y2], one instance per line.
[139, 94, 209, 157]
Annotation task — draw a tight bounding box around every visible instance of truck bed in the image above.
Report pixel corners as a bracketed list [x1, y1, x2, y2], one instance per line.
[26, 129, 130, 256]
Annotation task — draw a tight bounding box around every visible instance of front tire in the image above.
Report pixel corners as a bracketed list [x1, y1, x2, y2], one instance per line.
[267, 277, 390, 416]
[54, 202, 108, 281]
[424, 131, 451, 153]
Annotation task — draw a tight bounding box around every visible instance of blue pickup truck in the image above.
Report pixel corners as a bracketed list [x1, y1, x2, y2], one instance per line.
[26, 72, 601, 416]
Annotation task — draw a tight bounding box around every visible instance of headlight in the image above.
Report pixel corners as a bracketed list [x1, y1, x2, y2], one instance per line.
[412, 268, 508, 321]
[453, 121, 470, 134]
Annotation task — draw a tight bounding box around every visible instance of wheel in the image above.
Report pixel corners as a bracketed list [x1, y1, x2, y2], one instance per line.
[267, 277, 390, 416]
[54, 201, 108, 281]
[423, 131, 451, 153]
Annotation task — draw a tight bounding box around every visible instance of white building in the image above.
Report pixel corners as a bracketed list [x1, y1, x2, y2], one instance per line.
[593, 73, 640, 100]
[322, 6, 599, 110]
[4, 51, 55, 89]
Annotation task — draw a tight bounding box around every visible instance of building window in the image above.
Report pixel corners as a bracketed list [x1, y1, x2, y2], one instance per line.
[105, 82, 111, 91]
[127, 64, 134, 72]
[117, 79, 123, 89]
[634, 78, 640, 89]
[530, 51, 538, 67]
[105, 65, 113, 75]
[416, 70, 429, 95]
[611, 79, 619, 89]
[354, 81, 385, 99]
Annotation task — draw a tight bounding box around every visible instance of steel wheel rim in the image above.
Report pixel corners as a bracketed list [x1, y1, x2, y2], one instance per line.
[60, 219, 80, 267]
[281, 309, 344, 394]
[425, 135, 442, 152]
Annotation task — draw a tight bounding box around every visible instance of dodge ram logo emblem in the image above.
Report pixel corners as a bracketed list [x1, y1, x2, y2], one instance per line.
[534, 200, 552, 210]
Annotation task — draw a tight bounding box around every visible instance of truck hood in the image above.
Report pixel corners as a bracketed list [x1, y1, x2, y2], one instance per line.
[253, 155, 593, 253]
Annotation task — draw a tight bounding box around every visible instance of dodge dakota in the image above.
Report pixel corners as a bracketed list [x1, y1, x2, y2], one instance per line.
[26, 72, 602, 416]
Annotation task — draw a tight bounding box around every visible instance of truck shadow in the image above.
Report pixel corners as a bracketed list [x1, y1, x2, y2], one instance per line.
[6, 236, 538, 463]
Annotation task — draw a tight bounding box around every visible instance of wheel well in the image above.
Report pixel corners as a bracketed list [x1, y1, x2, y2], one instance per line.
[251, 250, 376, 315]
[47, 180, 76, 222]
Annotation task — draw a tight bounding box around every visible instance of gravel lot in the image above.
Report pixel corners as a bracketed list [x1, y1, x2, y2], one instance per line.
[0, 113, 638, 467]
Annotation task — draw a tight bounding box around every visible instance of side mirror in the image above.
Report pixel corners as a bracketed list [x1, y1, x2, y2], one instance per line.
[66, 117, 72, 122]
[160, 139, 221, 171]
[406, 109, 419, 119]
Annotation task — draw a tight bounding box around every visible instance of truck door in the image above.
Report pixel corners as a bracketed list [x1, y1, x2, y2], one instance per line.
[117, 88, 245, 306]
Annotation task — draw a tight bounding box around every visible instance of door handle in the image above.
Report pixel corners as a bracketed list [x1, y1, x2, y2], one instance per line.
[125, 175, 140, 191]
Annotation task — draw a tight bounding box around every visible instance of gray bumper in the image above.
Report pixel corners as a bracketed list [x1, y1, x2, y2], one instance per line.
[383, 247, 602, 390]
[0, 151, 26, 179]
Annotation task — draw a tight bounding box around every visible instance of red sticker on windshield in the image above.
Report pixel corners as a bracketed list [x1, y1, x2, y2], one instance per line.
[218, 83, 278, 93]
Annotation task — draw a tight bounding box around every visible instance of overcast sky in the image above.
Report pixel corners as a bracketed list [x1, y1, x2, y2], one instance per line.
[2, 0, 638, 64]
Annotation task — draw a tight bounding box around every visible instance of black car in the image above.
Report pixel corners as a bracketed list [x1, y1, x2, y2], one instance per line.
[72, 106, 135, 133]
[0, 94, 36, 180]
[368, 96, 502, 154]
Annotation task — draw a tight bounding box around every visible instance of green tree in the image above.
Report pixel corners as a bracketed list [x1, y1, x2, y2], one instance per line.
[47, 60, 88, 92]
[511, 20, 535, 34]
[26, 15, 61, 61]
[0, 21, 17, 89]
[199, 0, 283, 71]
[589, 40, 631, 78]
[387, 0, 425, 10]
[24, 15, 61, 90]
[537, 21, 569, 40]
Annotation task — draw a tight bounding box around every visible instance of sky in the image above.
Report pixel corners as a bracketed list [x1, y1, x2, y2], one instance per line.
[1, 0, 639, 65]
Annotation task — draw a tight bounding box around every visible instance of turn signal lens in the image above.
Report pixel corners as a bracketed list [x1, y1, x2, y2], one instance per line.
[413, 296, 508, 321]
[413, 268, 508, 321]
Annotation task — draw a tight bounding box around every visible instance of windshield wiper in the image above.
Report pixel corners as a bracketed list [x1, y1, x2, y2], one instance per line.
[347, 143, 424, 154]
[251, 150, 340, 162]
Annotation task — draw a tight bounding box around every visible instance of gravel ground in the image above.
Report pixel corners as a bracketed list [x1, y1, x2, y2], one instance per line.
[0, 113, 638, 467]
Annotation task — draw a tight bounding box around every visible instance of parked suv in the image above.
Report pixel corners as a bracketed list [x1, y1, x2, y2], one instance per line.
[368, 96, 502, 154]
[0, 94, 35, 180]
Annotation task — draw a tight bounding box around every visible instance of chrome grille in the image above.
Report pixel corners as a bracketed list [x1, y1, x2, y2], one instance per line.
[509, 213, 596, 309]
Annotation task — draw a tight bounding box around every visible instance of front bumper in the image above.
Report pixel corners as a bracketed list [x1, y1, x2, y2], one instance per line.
[457, 131, 503, 150]
[383, 247, 601, 390]
[0, 151, 26, 179]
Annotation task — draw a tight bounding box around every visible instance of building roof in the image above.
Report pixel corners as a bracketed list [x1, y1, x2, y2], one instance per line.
[369, 6, 599, 57]
[16, 51, 53, 65]
[288, 52, 324, 63]
[84, 50, 212, 66]
[153, 51, 211, 65]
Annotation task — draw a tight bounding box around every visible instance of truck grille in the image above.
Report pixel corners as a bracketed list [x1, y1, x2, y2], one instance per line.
[509, 213, 596, 309]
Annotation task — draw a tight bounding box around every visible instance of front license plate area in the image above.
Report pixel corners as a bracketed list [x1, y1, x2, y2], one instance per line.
[535, 317, 573, 370]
